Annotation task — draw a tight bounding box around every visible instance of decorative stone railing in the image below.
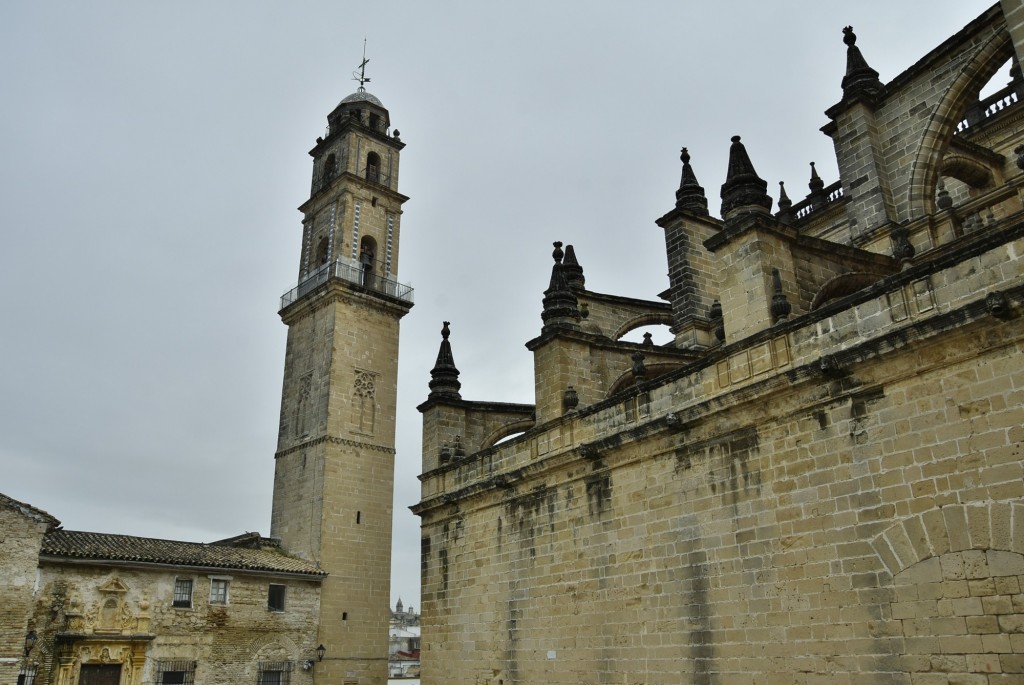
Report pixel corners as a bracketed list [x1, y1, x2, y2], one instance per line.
[792, 181, 845, 220]
[956, 79, 1024, 134]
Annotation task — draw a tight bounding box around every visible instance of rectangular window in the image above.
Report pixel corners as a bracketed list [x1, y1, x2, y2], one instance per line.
[268, 584, 286, 612]
[209, 578, 229, 604]
[258, 662, 293, 685]
[157, 660, 195, 685]
[172, 578, 193, 608]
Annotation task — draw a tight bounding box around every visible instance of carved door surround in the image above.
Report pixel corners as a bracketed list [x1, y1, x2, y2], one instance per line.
[55, 640, 150, 685]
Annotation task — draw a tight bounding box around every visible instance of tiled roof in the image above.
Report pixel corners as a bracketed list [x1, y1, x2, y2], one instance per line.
[0, 492, 60, 528]
[41, 530, 326, 577]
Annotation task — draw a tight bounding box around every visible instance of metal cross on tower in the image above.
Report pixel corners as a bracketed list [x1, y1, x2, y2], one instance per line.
[354, 39, 371, 91]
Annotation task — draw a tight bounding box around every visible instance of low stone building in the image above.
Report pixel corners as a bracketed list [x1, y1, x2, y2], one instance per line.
[415, 3, 1024, 684]
[2, 493, 324, 685]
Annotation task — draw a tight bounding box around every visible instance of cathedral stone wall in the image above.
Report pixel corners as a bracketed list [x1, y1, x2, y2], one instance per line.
[416, 5, 1024, 684]
[419, 241, 1024, 684]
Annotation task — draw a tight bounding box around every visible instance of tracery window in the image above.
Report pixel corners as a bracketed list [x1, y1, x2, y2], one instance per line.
[353, 370, 377, 434]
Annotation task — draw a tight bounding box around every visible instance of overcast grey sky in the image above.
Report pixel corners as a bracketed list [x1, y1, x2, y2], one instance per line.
[0, 1, 997, 609]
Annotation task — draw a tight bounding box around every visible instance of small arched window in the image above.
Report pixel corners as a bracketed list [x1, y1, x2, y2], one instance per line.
[366, 152, 381, 184]
[359, 236, 377, 287]
[323, 154, 336, 181]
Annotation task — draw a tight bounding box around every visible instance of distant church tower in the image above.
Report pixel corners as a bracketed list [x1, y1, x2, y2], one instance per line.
[270, 67, 412, 685]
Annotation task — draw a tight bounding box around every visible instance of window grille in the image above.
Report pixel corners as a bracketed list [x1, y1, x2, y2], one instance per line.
[17, 665, 37, 685]
[156, 660, 196, 685]
[258, 661, 294, 685]
[172, 578, 193, 608]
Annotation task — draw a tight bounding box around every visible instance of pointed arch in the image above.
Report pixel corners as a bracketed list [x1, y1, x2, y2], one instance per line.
[906, 26, 1013, 218]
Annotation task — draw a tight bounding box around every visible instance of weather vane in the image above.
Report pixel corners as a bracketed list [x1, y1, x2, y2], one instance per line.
[353, 38, 371, 92]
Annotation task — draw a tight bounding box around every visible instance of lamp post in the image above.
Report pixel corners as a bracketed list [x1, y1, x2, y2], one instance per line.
[303, 645, 327, 671]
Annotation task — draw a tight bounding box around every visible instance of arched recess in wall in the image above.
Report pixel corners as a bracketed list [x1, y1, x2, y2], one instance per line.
[606, 362, 682, 397]
[940, 151, 998, 189]
[359, 235, 377, 263]
[871, 502, 1024, 679]
[315, 236, 330, 265]
[245, 634, 299, 660]
[611, 312, 674, 341]
[359, 236, 378, 287]
[906, 25, 1013, 218]
[871, 502, 1024, 578]
[809, 271, 885, 311]
[482, 419, 535, 449]
[366, 151, 381, 183]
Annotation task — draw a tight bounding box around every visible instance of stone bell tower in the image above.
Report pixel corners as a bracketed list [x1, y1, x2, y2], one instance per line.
[270, 74, 412, 685]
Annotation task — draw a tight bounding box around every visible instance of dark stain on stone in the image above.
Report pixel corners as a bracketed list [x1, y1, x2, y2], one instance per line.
[438, 547, 449, 595]
[585, 473, 612, 518]
[850, 386, 885, 445]
[420, 536, 431, 580]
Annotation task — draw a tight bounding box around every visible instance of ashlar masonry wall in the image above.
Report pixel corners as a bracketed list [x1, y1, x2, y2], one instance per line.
[417, 233, 1024, 685]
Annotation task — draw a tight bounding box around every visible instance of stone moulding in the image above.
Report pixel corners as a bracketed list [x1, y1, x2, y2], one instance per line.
[417, 243, 1024, 516]
[274, 434, 396, 459]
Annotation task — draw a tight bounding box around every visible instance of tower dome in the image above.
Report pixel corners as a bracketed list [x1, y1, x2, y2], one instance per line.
[339, 89, 385, 109]
[327, 87, 391, 138]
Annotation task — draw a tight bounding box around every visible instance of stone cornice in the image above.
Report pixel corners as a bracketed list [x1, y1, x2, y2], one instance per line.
[416, 224, 1024, 518]
[275, 434, 396, 459]
[415, 280, 1023, 520]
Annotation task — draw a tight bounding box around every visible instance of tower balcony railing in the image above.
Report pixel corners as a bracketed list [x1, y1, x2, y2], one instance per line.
[281, 257, 414, 309]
